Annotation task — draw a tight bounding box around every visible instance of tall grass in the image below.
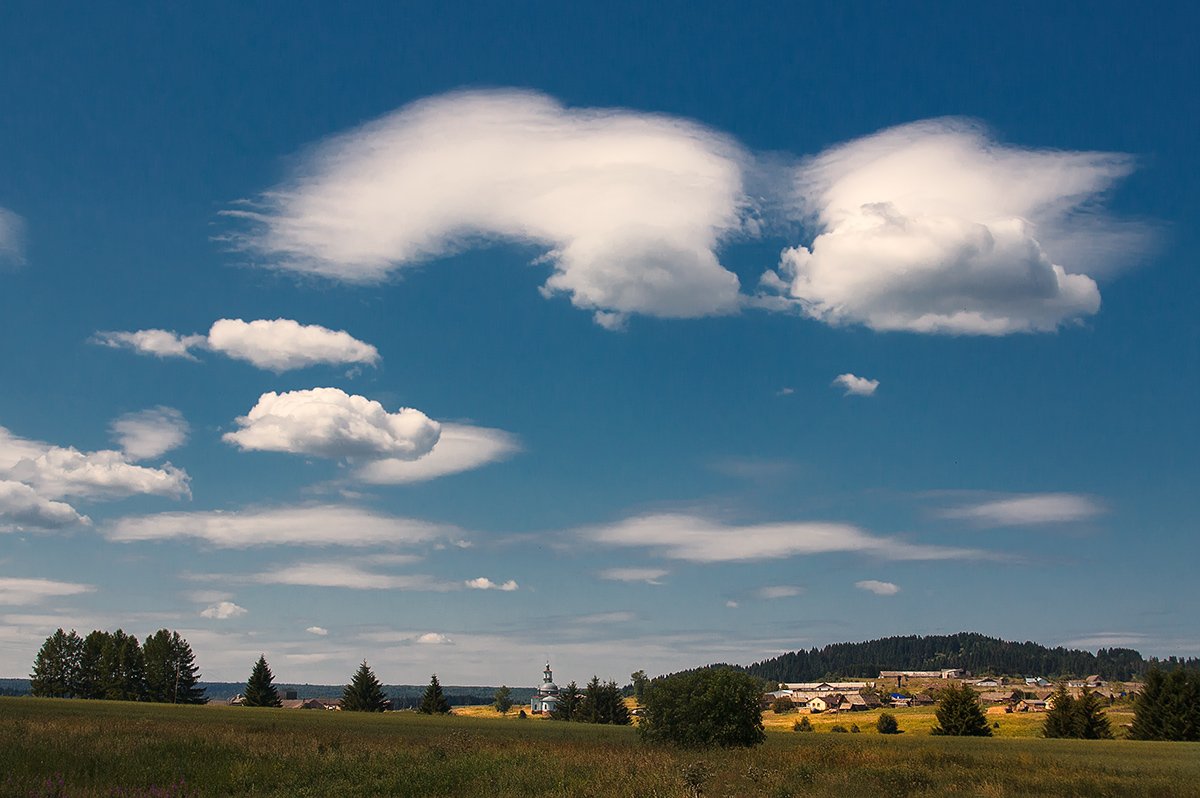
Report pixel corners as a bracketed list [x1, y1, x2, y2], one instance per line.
[1, 698, 1196, 797]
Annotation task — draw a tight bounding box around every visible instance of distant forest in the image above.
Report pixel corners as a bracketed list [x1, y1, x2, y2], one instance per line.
[735, 633, 1200, 683]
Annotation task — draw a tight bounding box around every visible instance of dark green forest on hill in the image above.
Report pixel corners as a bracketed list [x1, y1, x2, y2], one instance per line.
[731, 633, 1199, 683]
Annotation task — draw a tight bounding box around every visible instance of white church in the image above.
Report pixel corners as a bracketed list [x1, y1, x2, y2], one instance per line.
[530, 663, 561, 714]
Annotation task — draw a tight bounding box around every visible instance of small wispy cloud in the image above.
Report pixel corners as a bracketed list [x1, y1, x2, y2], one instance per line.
[577, 611, 636, 624]
[465, 577, 519, 591]
[305, 626, 329, 636]
[597, 567, 668, 585]
[755, 585, 805, 600]
[832, 373, 879, 397]
[940, 493, 1104, 527]
[855, 579, 900, 596]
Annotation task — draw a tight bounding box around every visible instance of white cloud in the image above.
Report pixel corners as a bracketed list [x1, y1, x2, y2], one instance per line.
[725, 600, 739, 608]
[585, 512, 991, 563]
[465, 577, 519, 591]
[597, 567, 668, 585]
[0, 480, 89, 530]
[95, 318, 379, 372]
[110, 407, 189, 460]
[355, 423, 520, 484]
[93, 329, 206, 359]
[0, 576, 93, 605]
[0, 426, 189, 501]
[225, 89, 750, 326]
[0, 208, 26, 267]
[776, 387, 795, 396]
[577, 611, 636, 624]
[306, 626, 329, 636]
[762, 119, 1139, 334]
[252, 562, 452, 591]
[200, 601, 247, 620]
[855, 579, 900, 596]
[941, 493, 1103, 527]
[832, 373, 879, 396]
[205, 318, 379, 371]
[107, 504, 456, 548]
[415, 632, 453, 645]
[223, 388, 439, 460]
[756, 585, 804, 600]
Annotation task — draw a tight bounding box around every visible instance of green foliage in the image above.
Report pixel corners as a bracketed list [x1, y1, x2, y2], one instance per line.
[1130, 668, 1200, 741]
[930, 683, 991, 737]
[876, 712, 900, 734]
[576, 676, 631, 725]
[143, 630, 205, 704]
[100, 630, 146, 702]
[793, 716, 813, 732]
[829, 724, 848, 733]
[76, 631, 110, 700]
[243, 655, 282, 707]
[1044, 685, 1113, 739]
[30, 629, 82, 698]
[639, 667, 765, 748]
[342, 660, 388, 712]
[550, 681, 582, 721]
[630, 670, 649, 704]
[419, 673, 451, 714]
[493, 685, 513, 714]
[771, 696, 794, 714]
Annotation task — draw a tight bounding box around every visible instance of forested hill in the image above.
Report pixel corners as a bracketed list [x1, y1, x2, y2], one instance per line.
[739, 633, 1200, 682]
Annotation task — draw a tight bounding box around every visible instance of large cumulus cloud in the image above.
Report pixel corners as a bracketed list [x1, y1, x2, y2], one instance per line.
[761, 119, 1137, 334]
[225, 89, 751, 328]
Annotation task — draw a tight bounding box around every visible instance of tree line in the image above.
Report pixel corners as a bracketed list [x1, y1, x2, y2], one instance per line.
[240, 654, 456, 715]
[736, 632, 1199, 682]
[547, 677, 631, 725]
[30, 628, 204, 703]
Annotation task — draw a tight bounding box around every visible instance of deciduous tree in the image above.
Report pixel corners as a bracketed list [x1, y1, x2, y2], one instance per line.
[30, 628, 81, 698]
[143, 629, 206, 704]
[639, 668, 765, 748]
[493, 685, 513, 714]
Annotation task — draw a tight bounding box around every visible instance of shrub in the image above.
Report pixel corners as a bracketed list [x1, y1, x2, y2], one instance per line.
[930, 683, 991, 737]
[793, 716, 813, 732]
[850, 724, 860, 733]
[830, 724, 848, 733]
[876, 712, 900, 734]
[639, 668, 765, 748]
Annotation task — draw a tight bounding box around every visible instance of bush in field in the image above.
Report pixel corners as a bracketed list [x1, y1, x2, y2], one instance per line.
[493, 685, 514, 714]
[243, 655, 282, 707]
[930, 682, 991, 737]
[772, 695, 794, 714]
[876, 712, 900, 734]
[794, 716, 813, 732]
[639, 667, 765, 748]
[1043, 684, 1113, 739]
[830, 724, 848, 733]
[1131, 669, 1200, 741]
[419, 673, 452, 714]
[342, 660, 388, 712]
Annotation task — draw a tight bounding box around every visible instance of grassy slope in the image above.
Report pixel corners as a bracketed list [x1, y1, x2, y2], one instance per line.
[1, 697, 1197, 797]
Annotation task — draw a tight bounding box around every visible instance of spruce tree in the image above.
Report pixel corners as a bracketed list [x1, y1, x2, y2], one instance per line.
[1073, 689, 1114, 739]
[493, 685, 513, 714]
[1043, 684, 1076, 738]
[143, 630, 206, 704]
[419, 673, 451, 714]
[1131, 669, 1200, 741]
[243, 655, 282, 707]
[550, 681, 582, 720]
[75, 630, 110, 700]
[30, 628, 81, 698]
[930, 682, 991, 737]
[100, 630, 146, 701]
[342, 660, 388, 712]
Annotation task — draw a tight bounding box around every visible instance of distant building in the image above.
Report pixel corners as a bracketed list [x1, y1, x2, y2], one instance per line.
[530, 663, 560, 714]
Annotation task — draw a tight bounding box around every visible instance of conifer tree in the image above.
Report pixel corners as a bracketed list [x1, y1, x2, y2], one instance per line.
[243, 655, 282, 707]
[143, 629, 206, 704]
[100, 629, 146, 701]
[342, 660, 388, 712]
[493, 685, 513, 714]
[419, 673, 451, 714]
[1131, 669, 1200, 741]
[550, 681, 582, 720]
[1042, 684, 1076, 738]
[30, 628, 82, 698]
[75, 630, 110, 700]
[930, 682, 991, 737]
[1073, 688, 1114, 739]
[876, 712, 900, 734]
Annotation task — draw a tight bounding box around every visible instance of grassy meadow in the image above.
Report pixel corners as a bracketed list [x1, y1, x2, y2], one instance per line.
[1, 697, 1198, 797]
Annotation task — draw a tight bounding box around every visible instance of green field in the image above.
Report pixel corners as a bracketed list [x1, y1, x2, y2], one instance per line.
[1, 697, 1198, 797]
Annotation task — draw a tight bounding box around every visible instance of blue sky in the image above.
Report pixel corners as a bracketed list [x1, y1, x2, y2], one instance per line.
[0, 1, 1196, 686]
